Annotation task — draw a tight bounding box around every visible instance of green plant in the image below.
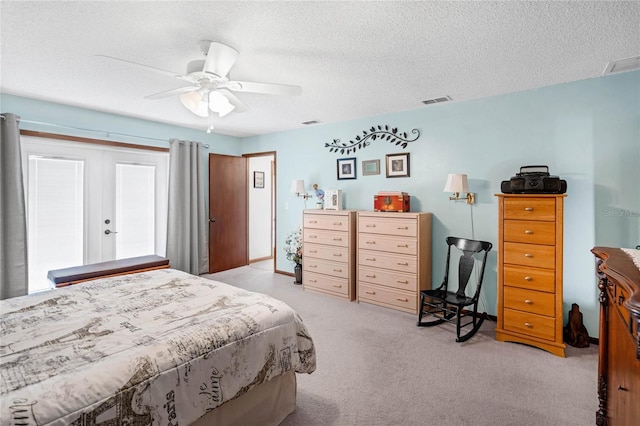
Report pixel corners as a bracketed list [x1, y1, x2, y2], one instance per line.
[284, 227, 303, 264]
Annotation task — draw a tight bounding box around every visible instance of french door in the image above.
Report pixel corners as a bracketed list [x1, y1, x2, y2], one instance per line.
[21, 136, 168, 293]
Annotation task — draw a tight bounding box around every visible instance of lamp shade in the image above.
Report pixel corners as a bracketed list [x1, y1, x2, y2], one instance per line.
[209, 91, 235, 117]
[291, 179, 305, 194]
[180, 91, 209, 117]
[443, 174, 470, 193]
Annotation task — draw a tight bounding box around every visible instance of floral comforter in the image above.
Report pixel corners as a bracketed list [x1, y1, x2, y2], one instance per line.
[0, 268, 316, 425]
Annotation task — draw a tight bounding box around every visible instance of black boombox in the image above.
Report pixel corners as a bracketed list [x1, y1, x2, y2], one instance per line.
[501, 165, 567, 194]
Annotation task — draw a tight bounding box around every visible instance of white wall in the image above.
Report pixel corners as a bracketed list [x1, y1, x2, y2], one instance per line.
[248, 155, 274, 260]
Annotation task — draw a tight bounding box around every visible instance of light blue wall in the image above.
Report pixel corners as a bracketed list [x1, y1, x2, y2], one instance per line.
[242, 71, 640, 338]
[2, 72, 638, 337]
[0, 93, 242, 153]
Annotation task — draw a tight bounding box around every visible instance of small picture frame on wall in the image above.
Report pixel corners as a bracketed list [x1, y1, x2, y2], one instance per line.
[337, 157, 357, 180]
[253, 171, 265, 188]
[386, 153, 410, 178]
[362, 159, 380, 176]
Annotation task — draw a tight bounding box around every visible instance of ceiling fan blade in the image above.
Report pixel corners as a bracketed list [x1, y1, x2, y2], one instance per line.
[227, 80, 302, 96]
[96, 55, 191, 82]
[218, 89, 248, 113]
[145, 86, 199, 99]
[202, 42, 239, 78]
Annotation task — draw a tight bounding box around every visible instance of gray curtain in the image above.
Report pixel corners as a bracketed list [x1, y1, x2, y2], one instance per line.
[166, 139, 209, 274]
[0, 113, 28, 299]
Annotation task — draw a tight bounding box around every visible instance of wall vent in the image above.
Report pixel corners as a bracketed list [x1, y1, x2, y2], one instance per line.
[302, 120, 320, 125]
[422, 95, 452, 105]
[604, 56, 640, 75]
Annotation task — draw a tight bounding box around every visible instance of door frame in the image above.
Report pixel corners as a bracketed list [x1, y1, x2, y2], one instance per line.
[243, 151, 277, 272]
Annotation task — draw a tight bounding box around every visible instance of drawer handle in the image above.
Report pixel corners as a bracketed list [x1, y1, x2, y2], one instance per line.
[333, 253, 342, 257]
[333, 268, 342, 272]
[524, 230, 533, 234]
[524, 322, 532, 328]
[309, 279, 317, 283]
[524, 207, 534, 211]
[524, 276, 533, 281]
[309, 250, 317, 253]
[333, 222, 342, 226]
[397, 226, 409, 230]
[524, 253, 533, 258]
[396, 297, 408, 302]
[366, 224, 376, 228]
[333, 238, 342, 241]
[397, 262, 409, 266]
[309, 264, 317, 268]
[309, 220, 318, 223]
[366, 258, 376, 261]
[310, 235, 317, 238]
[366, 241, 376, 244]
[397, 244, 409, 248]
[366, 291, 376, 295]
[524, 299, 533, 304]
[332, 284, 342, 288]
[397, 280, 409, 284]
[366, 274, 376, 278]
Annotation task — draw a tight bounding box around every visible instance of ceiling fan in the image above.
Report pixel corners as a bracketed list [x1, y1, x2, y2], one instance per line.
[98, 40, 302, 132]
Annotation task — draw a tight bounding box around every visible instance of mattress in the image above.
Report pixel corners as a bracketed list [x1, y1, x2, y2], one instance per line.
[0, 268, 316, 425]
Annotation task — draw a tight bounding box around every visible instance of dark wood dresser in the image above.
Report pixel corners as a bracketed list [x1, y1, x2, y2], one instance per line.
[592, 247, 640, 426]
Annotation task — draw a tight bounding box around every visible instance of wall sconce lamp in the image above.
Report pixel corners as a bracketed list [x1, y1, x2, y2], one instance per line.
[444, 173, 475, 205]
[290, 179, 310, 200]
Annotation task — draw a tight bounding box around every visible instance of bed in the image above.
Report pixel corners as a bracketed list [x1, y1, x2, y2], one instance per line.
[0, 268, 316, 425]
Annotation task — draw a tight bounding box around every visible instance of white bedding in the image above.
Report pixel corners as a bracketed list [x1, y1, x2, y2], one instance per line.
[0, 268, 316, 425]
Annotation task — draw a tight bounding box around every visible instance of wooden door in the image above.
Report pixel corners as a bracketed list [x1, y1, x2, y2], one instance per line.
[208, 154, 248, 273]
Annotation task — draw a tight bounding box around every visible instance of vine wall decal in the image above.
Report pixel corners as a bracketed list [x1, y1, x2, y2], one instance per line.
[325, 125, 420, 154]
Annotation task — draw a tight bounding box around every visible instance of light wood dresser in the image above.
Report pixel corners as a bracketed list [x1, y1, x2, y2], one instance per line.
[495, 194, 566, 357]
[302, 209, 357, 300]
[356, 211, 432, 314]
[592, 247, 640, 426]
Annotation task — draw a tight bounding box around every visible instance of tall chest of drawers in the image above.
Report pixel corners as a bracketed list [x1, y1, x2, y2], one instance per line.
[302, 210, 357, 300]
[495, 194, 566, 357]
[357, 211, 432, 314]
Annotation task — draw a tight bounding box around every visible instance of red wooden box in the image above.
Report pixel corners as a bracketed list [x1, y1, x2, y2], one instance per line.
[374, 192, 410, 212]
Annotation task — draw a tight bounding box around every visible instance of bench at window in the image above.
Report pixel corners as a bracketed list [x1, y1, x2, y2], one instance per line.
[47, 255, 170, 288]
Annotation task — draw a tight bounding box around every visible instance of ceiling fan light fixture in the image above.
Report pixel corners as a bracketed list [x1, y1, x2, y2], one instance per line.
[180, 90, 208, 117]
[208, 91, 235, 117]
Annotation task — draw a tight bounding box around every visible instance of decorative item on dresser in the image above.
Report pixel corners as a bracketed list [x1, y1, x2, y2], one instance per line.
[357, 211, 432, 314]
[495, 194, 567, 357]
[302, 210, 357, 300]
[592, 247, 640, 426]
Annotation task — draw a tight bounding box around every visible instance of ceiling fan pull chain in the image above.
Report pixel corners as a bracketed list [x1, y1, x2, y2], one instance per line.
[207, 104, 214, 134]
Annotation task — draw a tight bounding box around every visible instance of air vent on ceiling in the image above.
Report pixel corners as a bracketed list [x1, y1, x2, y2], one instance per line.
[302, 120, 320, 125]
[604, 56, 640, 75]
[422, 95, 452, 105]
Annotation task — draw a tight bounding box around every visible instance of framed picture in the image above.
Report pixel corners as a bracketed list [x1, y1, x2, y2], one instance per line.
[337, 157, 357, 180]
[253, 171, 265, 188]
[385, 153, 410, 178]
[362, 159, 380, 176]
[324, 189, 343, 210]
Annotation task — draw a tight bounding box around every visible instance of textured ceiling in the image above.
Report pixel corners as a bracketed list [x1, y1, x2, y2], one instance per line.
[1, 1, 639, 138]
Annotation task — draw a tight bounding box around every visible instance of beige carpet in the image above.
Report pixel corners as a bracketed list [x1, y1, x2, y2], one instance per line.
[204, 261, 598, 426]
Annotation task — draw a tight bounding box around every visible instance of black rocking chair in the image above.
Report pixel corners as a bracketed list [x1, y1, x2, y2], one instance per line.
[417, 236, 492, 342]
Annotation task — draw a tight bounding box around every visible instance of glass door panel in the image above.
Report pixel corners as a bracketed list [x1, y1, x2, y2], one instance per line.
[27, 156, 84, 293]
[115, 163, 156, 259]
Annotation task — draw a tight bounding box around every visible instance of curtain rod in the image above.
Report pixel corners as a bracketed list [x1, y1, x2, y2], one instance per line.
[1, 116, 209, 148]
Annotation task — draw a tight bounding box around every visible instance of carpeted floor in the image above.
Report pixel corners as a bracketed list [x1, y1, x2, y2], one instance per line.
[204, 261, 599, 426]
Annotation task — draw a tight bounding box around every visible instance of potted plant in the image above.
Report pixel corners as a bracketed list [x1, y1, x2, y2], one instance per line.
[284, 227, 303, 284]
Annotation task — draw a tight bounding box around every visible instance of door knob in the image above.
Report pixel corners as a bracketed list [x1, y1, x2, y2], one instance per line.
[209, 218, 216, 223]
[104, 229, 118, 235]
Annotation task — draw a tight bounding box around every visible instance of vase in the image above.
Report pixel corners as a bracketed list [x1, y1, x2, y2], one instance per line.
[294, 263, 302, 285]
